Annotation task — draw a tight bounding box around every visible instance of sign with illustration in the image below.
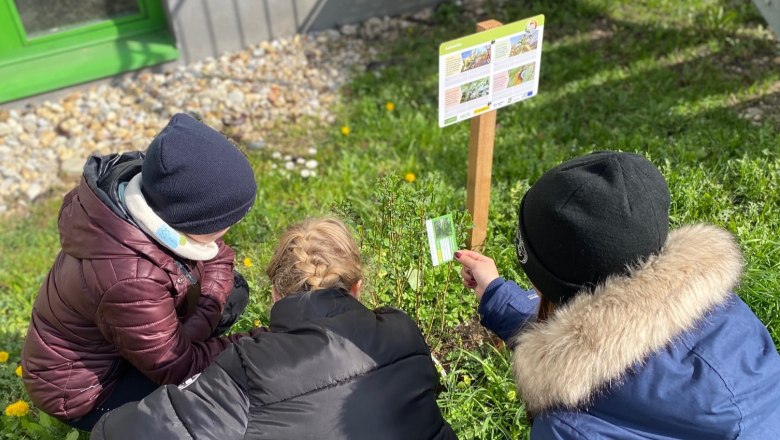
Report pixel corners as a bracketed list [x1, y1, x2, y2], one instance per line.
[438, 15, 544, 127]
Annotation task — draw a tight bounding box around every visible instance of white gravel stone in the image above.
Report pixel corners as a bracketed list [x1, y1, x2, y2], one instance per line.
[25, 183, 43, 201]
[61, 158, 86, 176]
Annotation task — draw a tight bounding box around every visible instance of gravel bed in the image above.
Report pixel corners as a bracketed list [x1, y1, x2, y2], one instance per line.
[0, 13, 428, 216]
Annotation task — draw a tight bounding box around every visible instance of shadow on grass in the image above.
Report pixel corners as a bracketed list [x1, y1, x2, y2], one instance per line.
[351, 3, 779, 190]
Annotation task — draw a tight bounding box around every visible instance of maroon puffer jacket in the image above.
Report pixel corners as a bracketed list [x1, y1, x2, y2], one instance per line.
[22, 177, 248, 420]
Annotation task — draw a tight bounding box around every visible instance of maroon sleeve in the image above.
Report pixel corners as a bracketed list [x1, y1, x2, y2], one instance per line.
[200, 239, 236, 300]
[95, 279, 237, 385]
[180, 240, 236, 342]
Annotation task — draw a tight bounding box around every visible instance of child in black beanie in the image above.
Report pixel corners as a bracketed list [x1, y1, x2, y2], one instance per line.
[22, 113, 261, 431]
[456, 151, 780, 438]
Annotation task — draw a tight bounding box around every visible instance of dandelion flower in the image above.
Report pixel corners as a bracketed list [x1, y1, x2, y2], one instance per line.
[385, 101, 395, 112]
[340, 126, 351, 136]
[507, 390, 517, 401]
[243, 257, 253, 268]
[0, 351, 8, 363]
[253, 320, 261, 327]
[15, 365, 22, 377]
[4, 400, 29, 417]
[462, 375, 472, 387]
[404, 172, 416, 183]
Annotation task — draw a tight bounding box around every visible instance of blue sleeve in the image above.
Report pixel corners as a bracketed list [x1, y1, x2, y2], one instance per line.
[478, 278, 539, 342]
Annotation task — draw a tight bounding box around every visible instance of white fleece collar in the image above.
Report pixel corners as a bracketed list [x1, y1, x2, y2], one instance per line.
[124, 174, 218, 261]
[512, 224, 744, 413]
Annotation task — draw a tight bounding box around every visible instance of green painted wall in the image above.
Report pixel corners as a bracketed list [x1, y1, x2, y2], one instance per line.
[0, 0, 178, 103]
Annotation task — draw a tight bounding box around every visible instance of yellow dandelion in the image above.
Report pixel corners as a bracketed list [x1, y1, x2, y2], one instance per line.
[462, 375, 472, 387]
[15, 365, 22, 378]
[507, 390, 517, 401]
[253, 320, 261, 327]
[4, 400, 30, 417]
[404, 172, 416, 183]
[243, 257, 253, 268]
[0, 351, 8, 363]
[340, 125, 351, 136]
[385, 101, 395, 112]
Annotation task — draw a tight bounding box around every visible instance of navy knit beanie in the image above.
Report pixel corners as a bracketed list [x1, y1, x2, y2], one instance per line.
[141, 113, 257, 234]
[516, 151, 670, 305]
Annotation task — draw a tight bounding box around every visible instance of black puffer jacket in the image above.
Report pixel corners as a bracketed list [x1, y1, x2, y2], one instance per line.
[91, 288, 457, 440]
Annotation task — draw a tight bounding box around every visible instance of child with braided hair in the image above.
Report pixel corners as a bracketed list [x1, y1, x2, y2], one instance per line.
[92, 217, 457, 440]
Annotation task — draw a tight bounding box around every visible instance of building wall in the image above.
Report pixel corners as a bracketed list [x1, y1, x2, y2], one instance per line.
[163, 0, 441, 64]
[751, 0, 780, 39]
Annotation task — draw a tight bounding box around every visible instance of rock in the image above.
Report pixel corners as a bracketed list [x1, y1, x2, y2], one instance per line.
[249, 139, 266, 150]
[26, 183, 43, 201]
[228, 90, 245, 105]
[744, 107, 763, 121]
[61, 157, 85, 176]
[340, 24, 358, 36]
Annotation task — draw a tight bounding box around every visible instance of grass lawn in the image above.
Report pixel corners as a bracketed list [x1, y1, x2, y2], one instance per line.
[2, 0, 779, 438]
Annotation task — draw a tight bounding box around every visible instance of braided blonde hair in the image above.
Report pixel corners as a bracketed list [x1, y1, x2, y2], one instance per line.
[266, 217, 362, 298]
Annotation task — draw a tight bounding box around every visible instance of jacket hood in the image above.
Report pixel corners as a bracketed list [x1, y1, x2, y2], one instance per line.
[512, 224, 743, 413]
[58, 154, 177, 271]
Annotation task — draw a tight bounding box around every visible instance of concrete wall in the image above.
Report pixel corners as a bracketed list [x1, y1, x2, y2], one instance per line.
[752, 0, 780, 39]
[163, 0, 441, 64]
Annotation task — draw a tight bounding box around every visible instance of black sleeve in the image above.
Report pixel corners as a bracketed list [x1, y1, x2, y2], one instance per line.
[91, 345, 250, 440]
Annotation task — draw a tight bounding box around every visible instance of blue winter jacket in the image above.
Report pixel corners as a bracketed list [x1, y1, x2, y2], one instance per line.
[479, 225, 780, 439]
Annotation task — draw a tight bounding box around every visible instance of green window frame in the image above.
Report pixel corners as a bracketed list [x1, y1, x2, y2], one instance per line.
[0, 0, 179, 103]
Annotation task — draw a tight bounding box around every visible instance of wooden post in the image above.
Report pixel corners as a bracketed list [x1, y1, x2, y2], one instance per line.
[466, 19, 502, 250]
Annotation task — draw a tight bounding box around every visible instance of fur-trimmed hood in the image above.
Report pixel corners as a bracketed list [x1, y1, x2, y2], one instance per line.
[512, 224, 744, 414]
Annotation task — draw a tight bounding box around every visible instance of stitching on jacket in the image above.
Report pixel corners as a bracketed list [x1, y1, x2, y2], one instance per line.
[61, 360, 75, 419]
[678, 337, 743, 439]
[258, 351, 430, 407]
[164, 386, 196, 440]
[105, 309, 177, 330]
[550, 413, 591, 440]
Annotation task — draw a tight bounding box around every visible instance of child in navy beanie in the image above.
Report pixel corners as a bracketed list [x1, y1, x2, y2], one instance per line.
[141, 113, 257, 236]
[22, 113, 263, 432]
[454, 151, 780, 438]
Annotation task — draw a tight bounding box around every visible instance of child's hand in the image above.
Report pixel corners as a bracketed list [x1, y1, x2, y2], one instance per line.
[454, 250, 500, 301]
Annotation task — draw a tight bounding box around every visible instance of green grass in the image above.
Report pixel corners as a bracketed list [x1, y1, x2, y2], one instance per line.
[2, 0, 779, 438]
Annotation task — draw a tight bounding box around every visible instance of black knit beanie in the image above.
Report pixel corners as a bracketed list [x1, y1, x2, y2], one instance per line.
[141, 113, 257, 234]
[516, 151, 670, 305]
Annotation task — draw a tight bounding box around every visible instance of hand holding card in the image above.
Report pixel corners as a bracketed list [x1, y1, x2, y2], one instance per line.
[454, 249, 499, 300]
